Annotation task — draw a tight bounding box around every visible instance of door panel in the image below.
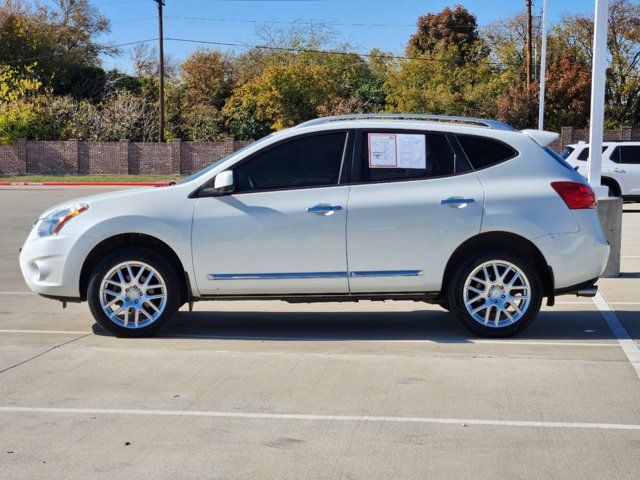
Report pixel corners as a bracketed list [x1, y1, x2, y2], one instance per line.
[346, 129, 484, 293]
[192, 186, 350, 295]
[346, 175, 484, 292]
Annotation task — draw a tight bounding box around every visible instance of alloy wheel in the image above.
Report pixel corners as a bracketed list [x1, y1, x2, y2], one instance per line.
[99, 261, 168, 329]
[463, 260, 531, 328]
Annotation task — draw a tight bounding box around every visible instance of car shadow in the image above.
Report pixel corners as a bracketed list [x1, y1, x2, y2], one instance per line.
[92, 307, 620, 342]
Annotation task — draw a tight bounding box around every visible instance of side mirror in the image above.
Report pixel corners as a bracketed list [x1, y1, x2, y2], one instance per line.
[211, 170, 235, 195]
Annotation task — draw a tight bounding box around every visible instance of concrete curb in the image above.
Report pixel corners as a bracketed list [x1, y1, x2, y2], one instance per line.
[0, 181, 170, 187]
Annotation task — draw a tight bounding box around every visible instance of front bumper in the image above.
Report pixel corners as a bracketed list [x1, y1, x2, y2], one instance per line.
[19, 227, 91, 299]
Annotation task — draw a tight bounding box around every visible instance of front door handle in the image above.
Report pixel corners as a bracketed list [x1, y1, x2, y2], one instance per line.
[307, 204, 343, 215]
[440, 197, 475, 208]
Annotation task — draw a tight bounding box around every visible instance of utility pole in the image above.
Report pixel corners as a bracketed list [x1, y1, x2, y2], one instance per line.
[155, 0, 165, 143]
[525, 0, 533, 88]
[538, 0, 548, 130]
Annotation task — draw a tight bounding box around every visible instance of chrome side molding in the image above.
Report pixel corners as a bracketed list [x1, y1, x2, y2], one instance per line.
[208, 270, 424, 280]
[208, 272, 348, 280]
[350, 270, 424, 278]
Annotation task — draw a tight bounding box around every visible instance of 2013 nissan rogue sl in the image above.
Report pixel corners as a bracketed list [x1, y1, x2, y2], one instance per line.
[19, 115, 610, 338]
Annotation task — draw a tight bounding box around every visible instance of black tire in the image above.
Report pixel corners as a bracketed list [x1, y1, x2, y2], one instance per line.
[447, 249, 543, 338]
[87, 247, 181, 337]
[437, 301, 451, 312]
[602, 178, 621, 198]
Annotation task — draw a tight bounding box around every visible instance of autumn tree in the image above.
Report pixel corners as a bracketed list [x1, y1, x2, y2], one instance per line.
[0, 0, 112, 99]
[222, 25, 385, 139]
[552, 0, 640, 126]
[408, 5, 483, 61]
[385, 5, 498, 118]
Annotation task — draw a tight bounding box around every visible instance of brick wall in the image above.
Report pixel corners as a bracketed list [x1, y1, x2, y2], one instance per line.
[557, 126, 640, 152]
[1, 129, 638, 175]
[0, 139, 253, 176]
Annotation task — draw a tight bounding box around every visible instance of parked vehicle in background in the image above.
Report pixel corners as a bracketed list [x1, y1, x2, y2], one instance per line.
[562, 141, 640, 201]
[20, 115, 609, 338]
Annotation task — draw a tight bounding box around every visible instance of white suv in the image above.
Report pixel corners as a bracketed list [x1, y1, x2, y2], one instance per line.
[20, 115, 609, 338]
[563, 141, 640, 200]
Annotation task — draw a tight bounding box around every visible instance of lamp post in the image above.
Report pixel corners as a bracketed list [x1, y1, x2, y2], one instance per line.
[587, 0, 609, 198]
[155, 0, 166, 143]
[587, 0, 622, 279]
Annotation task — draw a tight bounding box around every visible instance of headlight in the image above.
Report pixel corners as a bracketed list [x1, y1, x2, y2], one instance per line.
[37, 204, 89, 237]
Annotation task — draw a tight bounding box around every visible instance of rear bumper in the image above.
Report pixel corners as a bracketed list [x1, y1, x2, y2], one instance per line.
[532, 221, 609, 290]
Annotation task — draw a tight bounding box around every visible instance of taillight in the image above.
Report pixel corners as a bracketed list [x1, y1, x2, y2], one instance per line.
[551, 181, 596, 209]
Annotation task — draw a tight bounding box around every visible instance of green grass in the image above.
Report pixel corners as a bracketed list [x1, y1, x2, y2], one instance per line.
[0, 175, 184, 183]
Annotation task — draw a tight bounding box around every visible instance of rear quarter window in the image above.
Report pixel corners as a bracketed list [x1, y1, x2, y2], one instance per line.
[456, 135, 518, 170]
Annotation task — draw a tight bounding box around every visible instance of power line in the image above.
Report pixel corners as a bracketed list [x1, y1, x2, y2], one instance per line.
[0, 39, 157, 65]
[165, 37, 514, 67]
[165, 15, 415, 28]
[0, 35, 518, 69]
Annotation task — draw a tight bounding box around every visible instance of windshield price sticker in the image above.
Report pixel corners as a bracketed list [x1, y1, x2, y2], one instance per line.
[368, 133, 427, 169]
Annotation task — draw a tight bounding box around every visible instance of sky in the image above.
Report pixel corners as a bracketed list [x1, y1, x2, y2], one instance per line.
[45, 0, 597, 73]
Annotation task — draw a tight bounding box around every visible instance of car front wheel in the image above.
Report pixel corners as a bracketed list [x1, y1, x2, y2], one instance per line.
[447, 250, 542, 337]
[87, 247, 181, 337]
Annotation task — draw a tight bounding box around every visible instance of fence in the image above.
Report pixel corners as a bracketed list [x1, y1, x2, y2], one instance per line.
[1, 127, 639, 176]
[0, 138, 252, 176]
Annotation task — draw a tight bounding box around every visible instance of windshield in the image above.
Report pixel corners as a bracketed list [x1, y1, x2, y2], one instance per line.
[178, 135, 274, 184]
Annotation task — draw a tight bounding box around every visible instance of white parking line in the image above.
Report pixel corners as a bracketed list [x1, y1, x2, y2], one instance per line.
[0, 329, 90, 335]
[593, 292, 640, 379]
[0, 329, 620, 347]
[0, 405, 638, 431]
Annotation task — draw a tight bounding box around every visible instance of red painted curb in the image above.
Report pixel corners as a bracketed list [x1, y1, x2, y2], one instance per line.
[0, 181, 170, 187]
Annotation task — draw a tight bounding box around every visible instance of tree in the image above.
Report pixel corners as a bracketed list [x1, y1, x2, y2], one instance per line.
[385, 5, 497, 118]
[222, 25, 386, 138]
[181, 49, 233, 111]
[0, 63, 43, 102]
[408, 5, 484, 62]
[384, 43, 501, 117]
[0, 0, 111, 98]
[552, 0, 640, 126]
[223, 61, 339, 138]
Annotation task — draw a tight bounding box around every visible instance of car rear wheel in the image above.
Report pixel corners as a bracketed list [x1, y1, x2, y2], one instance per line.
[87, 247, 181, 337]
[447, 250, 542, 337]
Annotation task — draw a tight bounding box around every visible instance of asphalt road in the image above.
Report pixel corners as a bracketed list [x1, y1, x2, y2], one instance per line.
[1, 187, 640, 479]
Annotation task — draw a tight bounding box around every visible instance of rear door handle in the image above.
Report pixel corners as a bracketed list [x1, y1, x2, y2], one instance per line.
[614, 168, 626, 173]
[440, 197, 475, 207]
[307, 204, 343, 215]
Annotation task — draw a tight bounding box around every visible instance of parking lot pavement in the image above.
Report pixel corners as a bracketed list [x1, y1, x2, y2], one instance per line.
[1, 187, 640, 479]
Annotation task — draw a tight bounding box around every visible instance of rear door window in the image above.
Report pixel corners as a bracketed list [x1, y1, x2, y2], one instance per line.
[353, 130, 471, 183]
[618, 146, 640, 165]
[456, 135, 517, 170]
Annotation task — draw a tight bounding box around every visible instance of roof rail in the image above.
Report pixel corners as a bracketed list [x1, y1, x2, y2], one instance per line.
[296, 114, 516, 131]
